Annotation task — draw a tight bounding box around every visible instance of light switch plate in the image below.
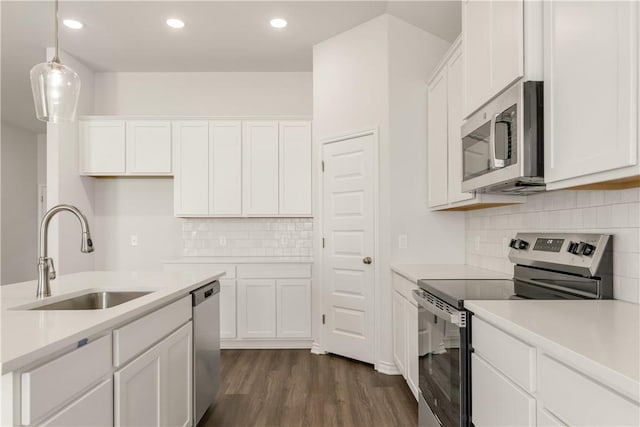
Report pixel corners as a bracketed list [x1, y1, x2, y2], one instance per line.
[398, 234, 408, 249]
[130, 235, 138, 247]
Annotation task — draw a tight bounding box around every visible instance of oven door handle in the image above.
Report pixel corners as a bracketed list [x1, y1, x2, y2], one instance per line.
[412, 289, 467, 327]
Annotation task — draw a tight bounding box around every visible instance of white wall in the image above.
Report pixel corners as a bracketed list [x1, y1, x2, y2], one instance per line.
[466, 188, 640, 304]
[94, 72, 312, 116]
[0, 122, 39, 284]
[313, 14, 465, 373]
[91, 71, 313, 271]
[46, 48, 96, 274]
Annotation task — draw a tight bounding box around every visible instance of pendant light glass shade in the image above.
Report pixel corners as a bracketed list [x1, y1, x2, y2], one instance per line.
[30, 0, 81, 123]
[30, 60, 81, 123]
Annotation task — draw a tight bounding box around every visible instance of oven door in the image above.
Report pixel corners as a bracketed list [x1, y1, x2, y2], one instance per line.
[413, 290, 469, 427]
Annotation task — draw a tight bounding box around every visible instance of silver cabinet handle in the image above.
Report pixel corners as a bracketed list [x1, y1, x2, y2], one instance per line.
[363, 257, 372, 265]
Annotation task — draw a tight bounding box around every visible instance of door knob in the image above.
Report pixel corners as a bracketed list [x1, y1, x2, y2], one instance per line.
[363, 257, 372, 265]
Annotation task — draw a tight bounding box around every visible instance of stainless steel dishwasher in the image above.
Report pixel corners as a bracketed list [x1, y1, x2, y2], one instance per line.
[191, 281, 220, 425]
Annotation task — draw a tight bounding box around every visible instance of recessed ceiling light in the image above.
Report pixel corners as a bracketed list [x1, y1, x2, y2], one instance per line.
[270, 18, 287, 29]
[166, 18, 185, 29]
[63, 19, 83, 29]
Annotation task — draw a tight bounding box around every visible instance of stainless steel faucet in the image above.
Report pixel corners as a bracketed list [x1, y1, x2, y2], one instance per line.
[37, 204, 94, 298]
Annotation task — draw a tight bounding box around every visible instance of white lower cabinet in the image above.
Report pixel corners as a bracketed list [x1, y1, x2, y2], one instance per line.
[276, 279, 311, 338]
[472, 316, 640, 427]
[220, 279, 237, 339]
[40, 379, 113, 427]
[115, 322, 192, 427]
[472, 353, 536, 426]
[238, 279, 277, 338]
[391, 272, 424, 400]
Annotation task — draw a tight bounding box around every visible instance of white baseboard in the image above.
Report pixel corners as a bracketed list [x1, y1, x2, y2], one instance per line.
[221, 339, 313, 349]
[310, 341, 326, 355]
[376, 360, 401, 375]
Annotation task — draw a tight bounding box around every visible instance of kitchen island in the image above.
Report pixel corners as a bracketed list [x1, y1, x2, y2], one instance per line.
[1, 270, 224, 426]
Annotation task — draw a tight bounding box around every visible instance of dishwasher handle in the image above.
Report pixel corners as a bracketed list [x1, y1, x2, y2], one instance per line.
[192, 281, 220, 306]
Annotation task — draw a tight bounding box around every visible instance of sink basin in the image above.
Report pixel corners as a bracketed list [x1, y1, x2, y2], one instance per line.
[30, 291, 152, 310]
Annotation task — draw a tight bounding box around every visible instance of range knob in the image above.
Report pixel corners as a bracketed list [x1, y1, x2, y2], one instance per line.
[568, 241, 580, 254]
[509, 239, 529, 250]
[582, 243, 596, 256]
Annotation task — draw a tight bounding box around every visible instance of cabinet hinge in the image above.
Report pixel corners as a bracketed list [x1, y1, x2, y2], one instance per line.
[321, 160, 325, 172]
[322, 314, 325, 325]
[322, 237, 325, 248]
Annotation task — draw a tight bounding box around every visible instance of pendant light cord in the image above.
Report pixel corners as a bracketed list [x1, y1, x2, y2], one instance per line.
[52, 0, 60, 63]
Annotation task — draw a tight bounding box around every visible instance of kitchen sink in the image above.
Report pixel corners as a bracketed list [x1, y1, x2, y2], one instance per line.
[29, 291, 152, 310]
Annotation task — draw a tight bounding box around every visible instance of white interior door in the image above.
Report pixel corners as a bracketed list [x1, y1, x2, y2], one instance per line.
[322, 132, 375, 364]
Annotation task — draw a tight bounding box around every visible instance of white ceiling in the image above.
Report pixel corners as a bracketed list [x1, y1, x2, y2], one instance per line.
[2, 1, 461, 133]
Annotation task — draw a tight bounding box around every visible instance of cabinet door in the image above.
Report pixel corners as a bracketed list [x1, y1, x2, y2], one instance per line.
[472, 353, 536, 427]
[41, 379, 113, 427]
[276, 279, 311, 338]
[491, 0, 523, 94]
[114, 342, 162, 427]
[163, 323, 193, 427]
[447, 43, 475, 204]
[463, 0, 491, 116]
[237, 279, 276, 338]
[220, 279, 237, 339]
[427, 67, 449, 207]
[209, 121, 242, 215]
[173, 121, 209, 216]
[242, 121, 279, 215]
[80, 120, 126, 174]
[279, 121, 312, 216]
[544, 1, 638, 184]
[126, 121, 172, 174]
[392, 291, 406, 376]
[405, 299, 419, 400]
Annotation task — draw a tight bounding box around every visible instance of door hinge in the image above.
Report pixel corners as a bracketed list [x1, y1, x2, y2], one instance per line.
[322, 314, 325, 325]
[321, 160, 325, 172]
[322, 237, 325, 248]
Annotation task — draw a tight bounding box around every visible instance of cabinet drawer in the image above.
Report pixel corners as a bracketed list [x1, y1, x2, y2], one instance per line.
[21, 335, 112, 425]
[392, 272, 418, 301]
[472, 317, 535, 391]
[539, 354, 639, 426]
[472, 353, 536, 426]
[40, 378, 113, 427]
[163, 262, 236, 279]
[236, 263, 311, 279]
[113, 296, 191, 367]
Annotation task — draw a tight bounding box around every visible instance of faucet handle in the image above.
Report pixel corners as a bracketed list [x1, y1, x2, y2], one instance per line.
[47, 258, 56, 280]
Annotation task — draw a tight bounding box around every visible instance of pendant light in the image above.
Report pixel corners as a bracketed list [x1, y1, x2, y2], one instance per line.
[30, 0, 81, 123]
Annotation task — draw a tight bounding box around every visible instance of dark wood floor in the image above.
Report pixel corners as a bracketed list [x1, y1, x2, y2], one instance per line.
[200, 349, 418, 427]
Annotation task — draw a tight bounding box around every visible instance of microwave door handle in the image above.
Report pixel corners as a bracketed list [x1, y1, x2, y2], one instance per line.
[492, 116, 507, 169]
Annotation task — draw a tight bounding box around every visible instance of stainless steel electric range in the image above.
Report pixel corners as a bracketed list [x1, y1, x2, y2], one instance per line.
[414, 232, 613, 427]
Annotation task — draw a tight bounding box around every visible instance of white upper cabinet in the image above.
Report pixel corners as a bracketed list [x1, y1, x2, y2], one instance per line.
[80, 120, 126, 175]
[279, 121, 312, 216]
[242, 121, 280, 216]
[125, 121, 172, 175]
[173, 121, 210, 216]
[544, 1, 640, 190]
[209, 121, 243, 215]
[462, 0, 525, 117]
[81, 120, 171, 176]
[427, 67, 449, 208]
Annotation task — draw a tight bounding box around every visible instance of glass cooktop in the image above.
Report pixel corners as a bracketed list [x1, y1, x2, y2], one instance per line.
[417, 279, 517, 309]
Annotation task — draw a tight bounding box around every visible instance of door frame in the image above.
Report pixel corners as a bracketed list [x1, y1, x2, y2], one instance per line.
[316, 127, 380, 366]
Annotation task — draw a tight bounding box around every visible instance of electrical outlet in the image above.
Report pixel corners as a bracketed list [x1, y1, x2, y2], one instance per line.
[474, 236, 481, 252]
[130, 235, 138, 247]
[398, 234, 408, 249]
[219, 236, 227, 247]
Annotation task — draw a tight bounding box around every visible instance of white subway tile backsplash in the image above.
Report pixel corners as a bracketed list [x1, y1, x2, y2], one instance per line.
[181, 218, 313, 258]
[466, 189, 640, 303]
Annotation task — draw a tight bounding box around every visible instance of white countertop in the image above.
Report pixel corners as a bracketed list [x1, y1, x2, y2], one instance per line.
[390, 264, 511, 283]
[164, 256, 314, 264]
[465, 299, 640, 402]
[1, 270, 224, 374]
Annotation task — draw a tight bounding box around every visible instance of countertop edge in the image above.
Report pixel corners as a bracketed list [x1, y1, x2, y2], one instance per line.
[1, 272, 223, 374]
[465, 300, 640, 403]
[390, 264, 511, 283]
[164, 257, 314, 264]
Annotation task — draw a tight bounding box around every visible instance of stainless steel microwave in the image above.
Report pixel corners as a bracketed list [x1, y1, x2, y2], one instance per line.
[461, 80, 545, 195]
